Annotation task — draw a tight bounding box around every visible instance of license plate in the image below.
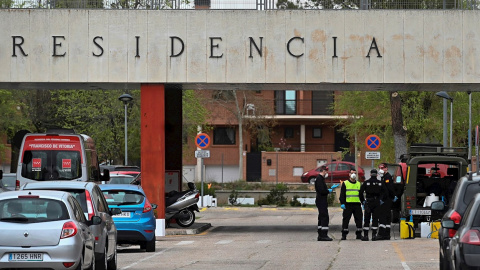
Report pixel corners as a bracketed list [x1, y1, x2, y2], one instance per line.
[9, 253, 43, 261]
[410, 209, 431, 215]
[114, 212, 131, 218]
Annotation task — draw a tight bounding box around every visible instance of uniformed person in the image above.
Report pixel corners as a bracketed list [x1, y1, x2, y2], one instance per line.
[377, 163, 396, 240]
[359, 169, 385, 241]
[339, 168, 364, 240]
[315, 166, 339, 241]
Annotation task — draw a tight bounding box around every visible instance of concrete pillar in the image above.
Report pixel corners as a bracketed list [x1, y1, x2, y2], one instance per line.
[141, 84, 165, 236]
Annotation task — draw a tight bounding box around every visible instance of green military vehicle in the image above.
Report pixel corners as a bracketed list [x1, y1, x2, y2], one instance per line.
[394, 144, 469, 229]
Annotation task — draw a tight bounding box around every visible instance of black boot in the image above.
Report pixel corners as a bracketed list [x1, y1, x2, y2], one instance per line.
[341, 231, 347, 240]
[361, 230, 369, 241]
[373, 228, 383, 241]
[385, 227, 391, 240]
[317, 230, 333, 241]
[356, 230, 363, 240]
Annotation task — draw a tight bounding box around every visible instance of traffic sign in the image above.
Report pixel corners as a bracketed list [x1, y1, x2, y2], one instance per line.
[195, 150, 210, 158]
[365, 134, 381, 150]
[365, 151, 381, 160]
[195, 133, 210, 149]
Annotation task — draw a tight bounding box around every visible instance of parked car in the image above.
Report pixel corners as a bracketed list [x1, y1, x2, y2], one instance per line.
[99, 184, 156, 252]
[0, 190, 96, 269]
[301, 161, 366, 184]
[1, 172, 17, 192]
[431, 172, 480, 270]
[442, 192, 480, 270]
[105, 175, 135, 185]
[100, 165, 140, 173]
[110, 171, 140, 178]
[20, 181, 121, 270]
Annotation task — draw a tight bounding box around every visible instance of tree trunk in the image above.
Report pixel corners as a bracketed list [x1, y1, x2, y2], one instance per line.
[232, 90, 244, 180]
[390, 92, 408, 163]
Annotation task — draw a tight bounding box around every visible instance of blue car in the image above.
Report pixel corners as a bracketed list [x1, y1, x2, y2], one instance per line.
[99, 184, 157, 252]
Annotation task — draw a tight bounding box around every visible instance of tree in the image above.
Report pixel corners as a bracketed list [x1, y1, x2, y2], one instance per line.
[204, 90, 276, 180]
[182, 90, 211, 158]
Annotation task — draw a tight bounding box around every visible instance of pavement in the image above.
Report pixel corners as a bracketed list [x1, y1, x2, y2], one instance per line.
[164, 207, 212, 236]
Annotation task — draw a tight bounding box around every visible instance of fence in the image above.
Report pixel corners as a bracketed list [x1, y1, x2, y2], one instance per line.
[1, 0, 479, 9]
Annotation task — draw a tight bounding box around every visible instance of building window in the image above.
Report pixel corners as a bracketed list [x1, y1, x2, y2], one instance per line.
[275, 90, 296, 115]
[313, 127, 322, 138]
[214, 127, 236, 145]
[312, 91, 334, 115]
[284, 127, 294, 138]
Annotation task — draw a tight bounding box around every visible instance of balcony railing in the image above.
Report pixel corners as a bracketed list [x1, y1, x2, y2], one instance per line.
[1, 0, 479, 10]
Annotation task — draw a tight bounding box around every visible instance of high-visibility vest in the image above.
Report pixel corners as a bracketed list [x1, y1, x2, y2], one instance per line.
[344, 180, 361, 203]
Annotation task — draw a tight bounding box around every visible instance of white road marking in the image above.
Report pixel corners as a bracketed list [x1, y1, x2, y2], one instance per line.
[401, 262, 411, 270]
[176, 241, 194, 245]
[120, 247, 171, 270]
[215, 240, 233, 245]
[256, 240, 272, 244]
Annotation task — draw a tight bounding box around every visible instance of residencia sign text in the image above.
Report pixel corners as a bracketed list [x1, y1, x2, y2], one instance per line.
[10, 36, 382, 59]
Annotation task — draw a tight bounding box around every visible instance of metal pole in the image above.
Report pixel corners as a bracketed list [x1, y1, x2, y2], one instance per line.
[468, 91, 472, 172]
[124, 103, 128, 165]
[443, 99, 448, 147]
[201, 157, 204, 207]
[450, 100, 453, 147]
[276, 151, 278, 185]
[221, 153, 224, 185]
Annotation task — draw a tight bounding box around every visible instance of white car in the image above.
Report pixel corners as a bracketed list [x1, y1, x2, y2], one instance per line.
[0, 190, 97, 269]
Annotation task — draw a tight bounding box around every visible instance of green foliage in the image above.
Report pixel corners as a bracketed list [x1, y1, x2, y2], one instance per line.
[228, 189, 239, 205]
[183, 90, 211, 157]
[257, 183, 289, 206]
[290, 195, 307, 207]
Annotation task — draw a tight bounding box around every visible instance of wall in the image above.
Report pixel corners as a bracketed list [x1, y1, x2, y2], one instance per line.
[1, 10, 479, 91]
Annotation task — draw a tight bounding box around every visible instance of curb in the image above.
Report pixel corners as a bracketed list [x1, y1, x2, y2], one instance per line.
[161, 223, 212, 237]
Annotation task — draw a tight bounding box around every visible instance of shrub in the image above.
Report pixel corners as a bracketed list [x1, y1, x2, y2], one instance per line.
[257, 183, 289, 206]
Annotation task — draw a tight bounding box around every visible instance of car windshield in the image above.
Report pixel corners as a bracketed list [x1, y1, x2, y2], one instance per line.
[109, 176, 134, 185]
[22, 150, 82, 181]
[0, 198, 68, 223]
[102, 190, 145, 206]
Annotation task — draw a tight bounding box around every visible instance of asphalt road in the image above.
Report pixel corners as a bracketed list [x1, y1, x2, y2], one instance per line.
[117, 207, 439, 270]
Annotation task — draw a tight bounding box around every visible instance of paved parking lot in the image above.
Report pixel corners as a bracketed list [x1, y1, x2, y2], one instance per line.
[117, 207, 440, 270]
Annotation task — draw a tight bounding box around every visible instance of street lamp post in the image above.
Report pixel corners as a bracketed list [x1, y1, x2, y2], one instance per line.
[119, 93, 133, 165]
[436, 91, 453, 147]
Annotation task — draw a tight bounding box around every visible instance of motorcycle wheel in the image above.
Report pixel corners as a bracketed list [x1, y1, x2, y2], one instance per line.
[176, 209, 195, 227]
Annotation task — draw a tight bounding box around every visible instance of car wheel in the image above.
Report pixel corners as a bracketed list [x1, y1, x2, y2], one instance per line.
[107, 246, 117, 270]
[176, 209, 195, 227]
[308, 177, 316, 184]
[145, 235, 156, 252]
[96, 246, 107, 270]
[88, 252, 96, 270]
[440, 249, 450, 270]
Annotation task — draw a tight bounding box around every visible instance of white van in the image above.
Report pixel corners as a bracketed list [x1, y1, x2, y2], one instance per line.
[15, 129, 109, 189]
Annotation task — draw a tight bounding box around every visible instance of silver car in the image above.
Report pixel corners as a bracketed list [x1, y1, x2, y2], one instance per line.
[21, 181, 120, 270]
[0, 190, 96, 269]
[0, 172, 17, 192]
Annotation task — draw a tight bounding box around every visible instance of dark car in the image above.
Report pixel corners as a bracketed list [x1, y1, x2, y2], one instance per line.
[21, 181, 121, 270]
[300, 161, 365, 184]
[431, 172, 480, 270]
[442, 192, 480, 270]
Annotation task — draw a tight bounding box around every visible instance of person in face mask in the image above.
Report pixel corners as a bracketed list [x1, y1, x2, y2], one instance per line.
[315, 165, 339, 241]
[339, 168, 364, 240]
[376, 163, 396, 240]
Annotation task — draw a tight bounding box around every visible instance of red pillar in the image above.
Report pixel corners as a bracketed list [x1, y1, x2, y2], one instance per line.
[141, 84, 165, 220]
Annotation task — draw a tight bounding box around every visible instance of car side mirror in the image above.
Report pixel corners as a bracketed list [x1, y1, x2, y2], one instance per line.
[431, 201, 445, 211]
[0, 169, 3, 180]
[152, 204, 158, 209]
[100, 169, 110, 182]
[442, 220, 455, 229]
[395, 176, 402, 184]
[110, 208, 122, 216]
[87, 216, 102, 226]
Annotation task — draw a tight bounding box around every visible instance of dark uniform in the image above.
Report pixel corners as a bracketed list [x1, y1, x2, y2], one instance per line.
[339, 178, 364, 240]
[315, 171, 334, 241]
[378, 168, 395, 240]
[359, 169, 385, 241]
